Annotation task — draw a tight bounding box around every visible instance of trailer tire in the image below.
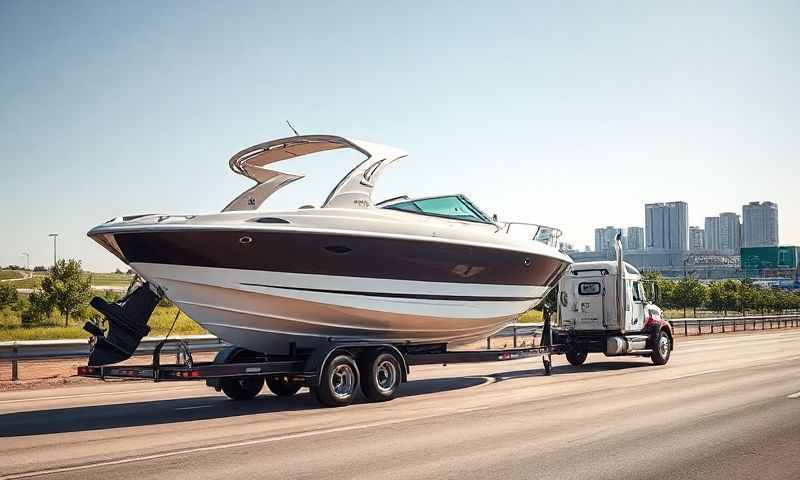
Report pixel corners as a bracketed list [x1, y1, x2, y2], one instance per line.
[566, 349, 588, 366]
[265, 376, 302, 397]
[312, 353, 360, 407]
[651, 330, 672, 366]
[221, 376, 264, 401]
[360, 350, 402, 402]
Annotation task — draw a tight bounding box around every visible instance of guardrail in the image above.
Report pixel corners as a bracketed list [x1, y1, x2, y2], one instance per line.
[0, 335, 229, 382]
[668, 314, 800, 336]
[3, 315, 799, 382]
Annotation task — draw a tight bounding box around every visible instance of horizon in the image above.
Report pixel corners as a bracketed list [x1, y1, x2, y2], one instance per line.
[1, 1, 798, 271]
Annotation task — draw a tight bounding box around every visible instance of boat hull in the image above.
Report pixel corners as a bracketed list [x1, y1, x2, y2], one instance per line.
[93, 228, 570, 352]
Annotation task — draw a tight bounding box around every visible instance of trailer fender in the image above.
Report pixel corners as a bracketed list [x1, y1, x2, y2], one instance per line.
[206, 346, 264, 389]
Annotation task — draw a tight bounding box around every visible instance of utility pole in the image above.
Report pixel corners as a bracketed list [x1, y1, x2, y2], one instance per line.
[48, 233, 59, 266]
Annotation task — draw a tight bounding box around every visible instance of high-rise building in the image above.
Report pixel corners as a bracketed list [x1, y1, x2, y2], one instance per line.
[594, 226, 622, 254]
[627, 227, 644, 251]
[742, 201, 779, 247]
[645, 202, 688, 251]
[704, 216, 720, 251]
[718, 212, 741, 253]
[689, 226, 705, 251]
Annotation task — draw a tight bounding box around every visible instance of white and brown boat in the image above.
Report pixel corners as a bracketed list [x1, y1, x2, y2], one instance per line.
[86, 135, 571, 364]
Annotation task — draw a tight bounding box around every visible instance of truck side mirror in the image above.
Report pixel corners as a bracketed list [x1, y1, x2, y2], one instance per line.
[653, 283, 660, 304]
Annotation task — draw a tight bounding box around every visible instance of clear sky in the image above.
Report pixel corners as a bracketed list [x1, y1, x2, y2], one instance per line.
[1, 1, 798, 271]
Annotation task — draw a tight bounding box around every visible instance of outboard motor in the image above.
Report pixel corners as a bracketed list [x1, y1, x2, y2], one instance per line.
[83, 282, 160, 366]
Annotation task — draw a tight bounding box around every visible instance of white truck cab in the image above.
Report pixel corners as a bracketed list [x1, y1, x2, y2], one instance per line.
[553, 234, 673, 366]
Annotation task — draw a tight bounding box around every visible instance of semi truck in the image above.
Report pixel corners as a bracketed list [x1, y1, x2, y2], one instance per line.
[554, 233, 673, 366]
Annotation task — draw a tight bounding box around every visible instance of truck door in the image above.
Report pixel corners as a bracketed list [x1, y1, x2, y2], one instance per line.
[629, 280, 646, 330]
[573, 278, 606, 330]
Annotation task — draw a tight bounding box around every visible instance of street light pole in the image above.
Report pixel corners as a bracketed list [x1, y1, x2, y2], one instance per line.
[48, 233, 59, 266]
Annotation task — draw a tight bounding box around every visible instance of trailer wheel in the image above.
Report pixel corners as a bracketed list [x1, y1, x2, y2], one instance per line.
[218, 348, 265, 401]
[265, 376, 302, 397]
[651, 331, 672, 366]
[360, 351, 402, 402]
[221, 376, 264, 401]
[566, 349, 588, 366]
[312, 353, 360, 407]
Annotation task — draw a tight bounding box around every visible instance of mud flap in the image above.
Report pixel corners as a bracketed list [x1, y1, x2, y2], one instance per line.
[83, 283, 160, 366]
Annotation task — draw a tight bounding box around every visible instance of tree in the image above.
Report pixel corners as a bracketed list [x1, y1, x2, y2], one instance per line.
[34, 259, 93, 326]
[706, 281, 725, 314]
[0, 283, 18, 308]
[33, 266, 47, 272]
[673, 277, 706, 317]
[720, 280, 740, 316]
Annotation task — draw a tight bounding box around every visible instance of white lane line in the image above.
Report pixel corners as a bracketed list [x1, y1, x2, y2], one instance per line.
[668, 369, 725, 380]
[175, 405, 213, 411]
[788, 392, 800, 399]
[0, 386, 202, 405]
[0, 407, 488, 480]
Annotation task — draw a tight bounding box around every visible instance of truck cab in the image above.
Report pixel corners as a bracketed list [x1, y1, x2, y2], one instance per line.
[554, 235, 673, 366]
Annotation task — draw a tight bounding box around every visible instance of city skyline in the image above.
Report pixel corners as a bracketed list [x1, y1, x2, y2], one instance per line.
[582, 199, 784, 254]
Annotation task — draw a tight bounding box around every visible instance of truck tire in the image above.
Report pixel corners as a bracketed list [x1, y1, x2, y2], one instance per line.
[651, 331, 672, 365]
[266, 376, 302, 397]
[566, 349, 588, 366]
[360, 351, 402, 402]
[221, 376, 265, 401]
[312, 353, 360, 407]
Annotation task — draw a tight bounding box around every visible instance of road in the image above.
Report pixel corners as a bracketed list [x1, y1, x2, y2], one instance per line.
[1, 330, 798, 480]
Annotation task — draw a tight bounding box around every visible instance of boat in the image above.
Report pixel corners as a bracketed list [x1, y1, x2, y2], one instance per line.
[85, 135, 572, 365]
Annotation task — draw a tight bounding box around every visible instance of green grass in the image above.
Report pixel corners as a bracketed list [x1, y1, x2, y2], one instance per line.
[0, 305, 205, 341]
[82, 272, 134, 287]
[0, 270, 24, 281]
[518, 310, 544, 323]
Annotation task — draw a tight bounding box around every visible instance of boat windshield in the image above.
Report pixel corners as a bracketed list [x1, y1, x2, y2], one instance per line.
[383, 195, 493, 224]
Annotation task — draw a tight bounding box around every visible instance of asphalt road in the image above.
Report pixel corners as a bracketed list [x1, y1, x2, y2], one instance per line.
[1, 330, 798, 480]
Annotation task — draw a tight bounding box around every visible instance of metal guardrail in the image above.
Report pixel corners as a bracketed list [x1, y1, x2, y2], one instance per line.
[0, 335, 229, 381]
[2, 315, 798, 382]
[668, 314, 800, 337]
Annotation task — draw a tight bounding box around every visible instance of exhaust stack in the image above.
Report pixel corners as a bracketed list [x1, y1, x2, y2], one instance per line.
[614, 232, 626, 333]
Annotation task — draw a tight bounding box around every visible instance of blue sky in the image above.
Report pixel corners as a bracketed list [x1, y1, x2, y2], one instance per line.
[1, 1, 798, 271]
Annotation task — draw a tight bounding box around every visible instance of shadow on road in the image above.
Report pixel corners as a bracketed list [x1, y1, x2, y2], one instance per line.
[484, 360, 651, 382]
[0, 375, 486, 437]
[0, 360, 653, 438]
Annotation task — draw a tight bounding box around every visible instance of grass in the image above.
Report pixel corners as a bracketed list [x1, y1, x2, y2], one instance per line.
[0, 270, 24, 281]
[0, 305, 205, 341]
[2, 272, 133, 290]
[518, 309, 544, 323]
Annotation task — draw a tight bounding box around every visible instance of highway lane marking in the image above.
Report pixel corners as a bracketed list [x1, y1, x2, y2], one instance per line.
[668, 369, 726, 380]
[0, 386, 204, 405]
[175, 404, 213, 410]
[0, 406, 493, 480]
[788, 392, 800, 399]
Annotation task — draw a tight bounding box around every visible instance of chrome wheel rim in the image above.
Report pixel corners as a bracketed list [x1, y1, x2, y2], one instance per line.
[376, 360, 398, 393]
[330, 364, 356, 399]
[658, 335, 670, 358]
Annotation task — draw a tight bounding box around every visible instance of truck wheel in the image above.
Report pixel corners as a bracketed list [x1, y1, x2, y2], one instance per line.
[221, 376, 264, 401]
[312, 353, 360, 407]
[651, 331, 672, 366]
[566, 349, 588, 366]
[360, 351, 402, 402]
[266, 376, 302, 397]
